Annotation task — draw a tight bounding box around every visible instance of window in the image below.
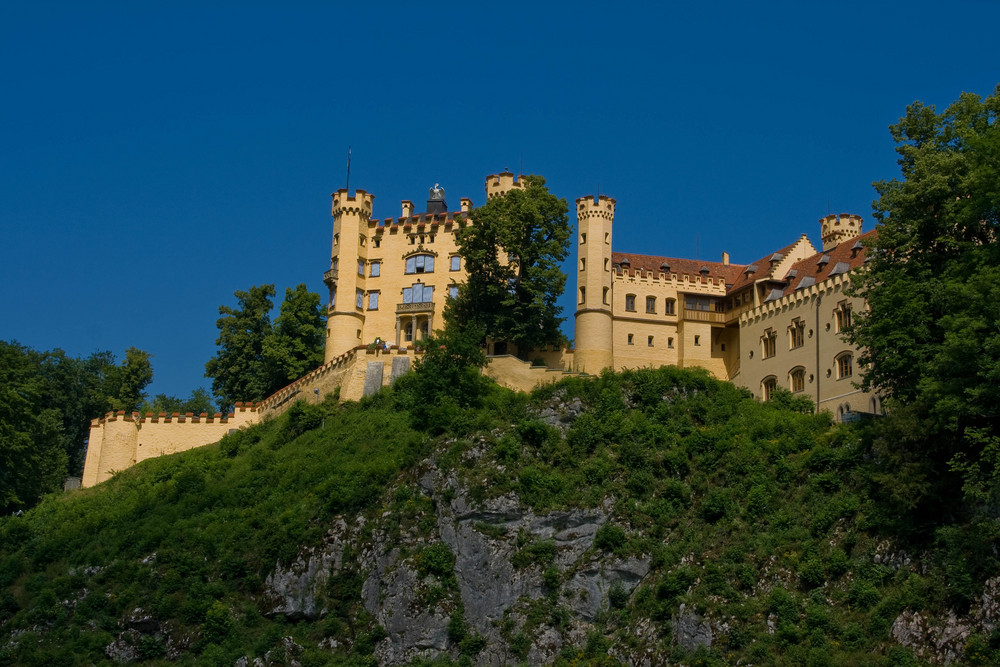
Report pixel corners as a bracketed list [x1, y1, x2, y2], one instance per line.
[648, 335, 654, 347]
[694, 335, 701, 346]
[405, 254, 434, 274]
[789, 318, 804, 349]
[368, 292, 378, 310]
[762, 329, 776, 358]
[685, 296, 714, 311]
[404, 322, 413, 342]
[664, 298, 676, 315]
[402, 283, 434, 303]
[835, 302, 852, 333]
[837, 353, 853, 379]
[580, 233, 586, 244]
[450, 256, 461, 271]
[448, 285, 459, 299]
[357, 259, 365, 276]
[762, 376, 777, 401]
[603, 287, 609, 305]
[625, 294, 636, 312]
[329, 286, 335, 308]
[355, 289, 363, 309]
[370, 261, 380, 277]
[627, 334, 634, 345]
[668, 337, 674, 348]
[579, 286, 586, 304]
[580, 258, 586, 271]
[373, 238, 380, 248]
[331, 257, 339, 271]
[790, 367, 805, 393]
[646, 296, 656, 313]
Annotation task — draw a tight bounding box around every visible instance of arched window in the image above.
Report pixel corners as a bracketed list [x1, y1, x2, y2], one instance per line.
[789, 367, 805, 393]
[762, 376, 777, 401]
[836, 352, 853, 379]
[405, 254, 435, 274]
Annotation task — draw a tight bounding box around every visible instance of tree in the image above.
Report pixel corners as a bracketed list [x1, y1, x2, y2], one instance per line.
[205, 284, 326, 411]
[110, 347, 153, 413]
[848, 85, 1000, 506]
[205, 284, 278, 411]
[263, 284, 326, 384]
[140, 388, 215, 416]
[447, 175, 570, 356]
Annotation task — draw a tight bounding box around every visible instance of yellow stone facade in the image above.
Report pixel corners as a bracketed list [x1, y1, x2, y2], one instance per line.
[82, 174, 881, 487]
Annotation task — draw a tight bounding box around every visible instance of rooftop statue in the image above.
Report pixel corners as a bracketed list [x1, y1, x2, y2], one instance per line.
[429, 183, 445, 200]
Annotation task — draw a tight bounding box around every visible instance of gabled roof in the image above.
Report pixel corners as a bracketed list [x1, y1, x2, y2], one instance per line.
[781, 229, 877, 295]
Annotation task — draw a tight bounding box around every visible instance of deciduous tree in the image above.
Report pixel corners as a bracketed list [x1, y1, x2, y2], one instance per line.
[848, 85, 1000, 505]
[448, 175, 570, 356]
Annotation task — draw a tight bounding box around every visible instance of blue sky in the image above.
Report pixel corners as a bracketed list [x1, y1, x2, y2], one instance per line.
[2, 1, 997, 401]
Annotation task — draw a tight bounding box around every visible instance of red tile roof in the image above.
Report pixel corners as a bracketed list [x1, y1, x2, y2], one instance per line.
[780, 229, 877, 295]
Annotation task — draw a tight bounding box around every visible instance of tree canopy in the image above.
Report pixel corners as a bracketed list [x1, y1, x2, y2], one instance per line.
[848, 85, 1000, 506]
[447, 175, 570, 355]
[0, 341, 154, 513]
[205, 284, 326, 411]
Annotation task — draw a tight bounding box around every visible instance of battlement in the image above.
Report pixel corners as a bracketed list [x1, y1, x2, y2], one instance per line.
[89, 402, 261, 427]
[485, 172, 525, 199]
[331, 189, 375, 220]
[576, 195, 617, 220]
[820, 213, 863, 251]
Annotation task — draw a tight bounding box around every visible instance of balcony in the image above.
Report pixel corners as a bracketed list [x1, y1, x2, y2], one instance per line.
[397, 301, 434, 314]
[682, 308, 727, 325]
[323, 268, 338, 285]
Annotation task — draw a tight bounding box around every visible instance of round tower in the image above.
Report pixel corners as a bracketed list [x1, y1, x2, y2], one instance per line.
[573, 195, 615, 373]
[820, 213, 863, 251]
[325, 188, 374, 362]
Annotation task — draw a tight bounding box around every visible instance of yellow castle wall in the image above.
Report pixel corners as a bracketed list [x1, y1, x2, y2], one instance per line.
[738, 273, 879, 417]
[82, 405, 260, 488]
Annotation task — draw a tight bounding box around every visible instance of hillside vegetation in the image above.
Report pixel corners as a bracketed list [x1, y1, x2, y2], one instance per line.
[2, 368, 998, 666]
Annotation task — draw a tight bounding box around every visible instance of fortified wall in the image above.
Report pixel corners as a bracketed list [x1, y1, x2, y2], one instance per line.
[81, 343, 580, 488]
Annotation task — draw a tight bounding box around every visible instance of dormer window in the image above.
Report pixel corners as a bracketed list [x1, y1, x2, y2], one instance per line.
[660, 262, 670, 273]
[816, 254, 830, 270]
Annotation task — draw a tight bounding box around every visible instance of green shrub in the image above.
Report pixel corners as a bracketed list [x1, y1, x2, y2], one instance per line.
[417, 542, 455, 580]
[593, 524, 627, 553]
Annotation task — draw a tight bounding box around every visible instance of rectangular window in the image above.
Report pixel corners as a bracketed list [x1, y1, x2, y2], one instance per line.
[402, 283, 434, 303]
[355, 289, 363, 309]
[603, 287, 609, 305]
[646, 296, 656, 313]
[835, 302, 852, 333]
[449, 285, 459, 299]
[685, 296, 714, 311]
[762, 329, 776, 358]
[664, 299, 675, 315]
[789, 319, 804, 349]
[579, 286, 586, 304]
[791, 369, 805, 392]
[625, 294, 636, 312]
[370, 261, 381, 277]
[668, 337, 674, 348]
[627, 333, 634, 345]
[694, 335, 701, 346]
[368, 292, 378, 310]
[358, 259, 365, 276]
[450, 255, 461, 271]
[405, 255, 434, 274]
[648, 335, 654, 347]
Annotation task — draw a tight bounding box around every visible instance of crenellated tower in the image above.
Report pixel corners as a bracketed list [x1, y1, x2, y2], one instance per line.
[573, 195, 616, 373]
[325, 188, 375, 362]
[820, 213, 863, 251]
[485, 171, 526, 199]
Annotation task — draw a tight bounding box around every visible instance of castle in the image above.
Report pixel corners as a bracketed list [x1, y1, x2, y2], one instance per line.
[81, 172, 878, 486]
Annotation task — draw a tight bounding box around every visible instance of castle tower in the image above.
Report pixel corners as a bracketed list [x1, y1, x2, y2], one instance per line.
[820, 213, 863, 251]
[485, 171, 525, 199]
[325, 189, 374, 362]
[574, 195, 616, 373]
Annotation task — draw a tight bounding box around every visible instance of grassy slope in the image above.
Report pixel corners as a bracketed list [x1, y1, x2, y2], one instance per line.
[1, 368, 997, 666]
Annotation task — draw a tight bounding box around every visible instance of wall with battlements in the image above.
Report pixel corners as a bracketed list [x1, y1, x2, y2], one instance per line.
[81, 404, 261, 488]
